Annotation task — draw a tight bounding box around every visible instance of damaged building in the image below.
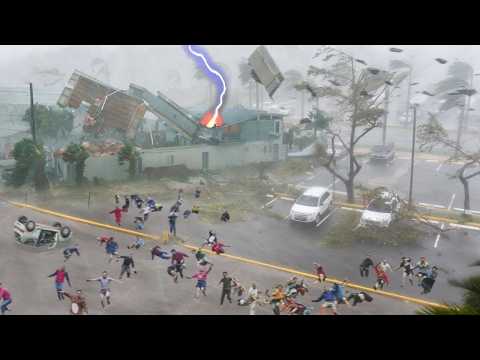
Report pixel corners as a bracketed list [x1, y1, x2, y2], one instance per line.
[54, 71, 287, 182]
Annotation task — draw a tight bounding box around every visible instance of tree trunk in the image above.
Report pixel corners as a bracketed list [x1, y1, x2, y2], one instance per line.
[249, 81, 253, 108]
[459, 174, 471, 212]
[345, 179, 355, 203]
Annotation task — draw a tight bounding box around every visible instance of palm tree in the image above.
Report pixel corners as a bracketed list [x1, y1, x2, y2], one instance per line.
[418, 261, 480, 315]
[238, 58, 254, 108]
[434, 61, 474, 151]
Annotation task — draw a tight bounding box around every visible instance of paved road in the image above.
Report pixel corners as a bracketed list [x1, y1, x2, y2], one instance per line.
[1, 201, 420, 315]
[9, 187, 478, 313]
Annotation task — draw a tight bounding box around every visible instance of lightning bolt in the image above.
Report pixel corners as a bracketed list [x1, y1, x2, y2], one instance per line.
[187, 45, 227, 128]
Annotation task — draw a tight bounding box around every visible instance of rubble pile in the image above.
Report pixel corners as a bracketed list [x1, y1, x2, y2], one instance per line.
[54, 139, 127, 158]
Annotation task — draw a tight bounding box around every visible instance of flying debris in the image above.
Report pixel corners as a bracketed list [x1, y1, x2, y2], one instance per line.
[435, 58, 448, 64]
[367, 68, 380, 75]
[323, 54, 335, 62]
[360, 90, 369, 97]
[422, 91, 435, 96]
[385, 80, 394, 86]
[313, 52, 321, 59]
[456, 89, 477, 96]
[389, 48, 404, 53]
[355, 59, 368, 65]
[410, 82, 420, 86]
[328, 80, 341, 86]
[300, 118, 312, 125]
[469, 108, 476, 111]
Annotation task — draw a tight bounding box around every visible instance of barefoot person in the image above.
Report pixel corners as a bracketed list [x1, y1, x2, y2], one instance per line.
[187, 264, 214, 299]
[64, 289, 88, 315]
[48, 266, 72, 301]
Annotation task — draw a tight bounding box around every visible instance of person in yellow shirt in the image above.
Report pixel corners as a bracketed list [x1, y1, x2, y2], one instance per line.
[270, 285, 285, 315]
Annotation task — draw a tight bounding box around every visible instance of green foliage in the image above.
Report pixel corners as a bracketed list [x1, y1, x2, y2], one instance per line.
[323, 211, 424, 248]
[417, 113, 450, 152]
[22, 104, 74, 139]
[10, 138, 49, 191]
[118, 143, 139, 179]
[62, 143, 90, 185]
[308, 109, 331, 132]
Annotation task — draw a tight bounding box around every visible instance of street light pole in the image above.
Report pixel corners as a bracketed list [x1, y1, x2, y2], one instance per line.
[29, 83, 36, 145]
[408, 104, 417, 209]
[405, 68, 412, 125]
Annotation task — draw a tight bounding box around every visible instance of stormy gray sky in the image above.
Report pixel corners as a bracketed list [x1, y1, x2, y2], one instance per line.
[1, 45, 480, 115]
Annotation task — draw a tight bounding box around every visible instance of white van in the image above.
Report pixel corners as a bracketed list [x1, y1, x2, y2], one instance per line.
[289, 187, 333, 225]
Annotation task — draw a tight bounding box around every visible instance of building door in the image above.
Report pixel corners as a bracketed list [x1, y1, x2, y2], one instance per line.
[273, 144, 279, 161]
[202, 152, 209, 171]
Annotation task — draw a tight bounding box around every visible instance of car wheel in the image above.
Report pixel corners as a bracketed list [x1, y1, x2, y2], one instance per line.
[60, 226, 71, 238]
[53, 222, 62, 228]
[25, 220, 36, 232]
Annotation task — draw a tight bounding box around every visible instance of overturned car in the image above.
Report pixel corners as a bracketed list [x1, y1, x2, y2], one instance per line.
[14, 216, 72, 249]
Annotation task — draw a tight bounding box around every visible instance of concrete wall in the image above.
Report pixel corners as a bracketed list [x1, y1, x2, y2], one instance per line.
[141, 140, 287, 171]
[57, 139, 288, 182]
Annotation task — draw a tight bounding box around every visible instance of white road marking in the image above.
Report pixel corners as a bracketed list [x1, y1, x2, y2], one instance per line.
[453, 208, 480, 215]
[262, 197, 278, 209]
[266, 194, 275, 198]
[280, 197, 295, 202]
[419, 203, 446, 209]
[434, 223, 445, 248]
[448, 194, 456, 211]
[426, 159, 439, 163]
[340, 207, 363, 213]
[436, 163, 444, 173]
[316, 208, 337, 227]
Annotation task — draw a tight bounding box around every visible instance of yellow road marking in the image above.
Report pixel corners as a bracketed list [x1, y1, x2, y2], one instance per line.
[9, 200, 449, 310]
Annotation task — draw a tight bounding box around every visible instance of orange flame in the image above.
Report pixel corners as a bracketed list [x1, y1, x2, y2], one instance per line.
[199, 111, 224, 128]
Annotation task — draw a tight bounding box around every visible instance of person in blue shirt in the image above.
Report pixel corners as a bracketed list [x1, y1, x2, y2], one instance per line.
[330, 282, 349, 305]
[312, 289, 338, 315]
[105, 239, 119, 263]
[63, 244, 80, 262]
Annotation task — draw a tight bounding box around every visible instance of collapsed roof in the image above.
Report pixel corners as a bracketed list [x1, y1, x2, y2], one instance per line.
[57, 71, 146, 139]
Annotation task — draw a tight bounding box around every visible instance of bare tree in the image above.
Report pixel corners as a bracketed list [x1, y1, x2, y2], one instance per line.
[418, 113, 480, 213]
[308, 46, 394, 203]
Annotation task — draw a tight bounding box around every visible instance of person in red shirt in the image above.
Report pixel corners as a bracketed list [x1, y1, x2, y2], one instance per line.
[48, 267, 72, 301]
[97, 236, 114, 246]
[187, 264, 213, 298]
[313, 263, 327, 283]
[0, 283, 12, 315]
[109, 207, 123, 226]
[212, 242, 230, 255]
[373, 263, 389, 290]
[168, 249, 189, 283]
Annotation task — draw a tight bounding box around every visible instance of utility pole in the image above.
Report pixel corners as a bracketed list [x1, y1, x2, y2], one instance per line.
[404, 68, 412, 126]
[382, 85, 390, 146]
[29, 83, 36, 145]
[408, 104, 417, 209]
[464, 71, 474, 132]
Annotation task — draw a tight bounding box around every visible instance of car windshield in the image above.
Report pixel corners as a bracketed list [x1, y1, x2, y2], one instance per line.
[367, 198, 392, 213]
[296, 195, 319, 207]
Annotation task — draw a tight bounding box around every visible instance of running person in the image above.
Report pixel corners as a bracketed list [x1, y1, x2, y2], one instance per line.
[122, 196, 130, 213]
[109, 206, 123, 226]
[421, 266, 438, 294]
[0, 283, 12, 315]
[63, 290, 88, 315]
[127, 218, 145, 250]
[414, 257, 430, 281]
[117, 254, 137, 280]
[168, 210, 178, 237]
[86, 271, 122, 308]
[48, 266, 72, 301]
[270, 285, 286, 315]
[395, 257, 415, 287]
[187, 264, 213, 299]
[360, 255, 374, 278]
[97, 236, 113, 246]
[201, 230, 218, 249]
[105, 238, 119, 263]
[63, 244, 80, 262]
[373, 263, 389, 290]
[168, 249, 189, 283]
[313, 263, 327, 283]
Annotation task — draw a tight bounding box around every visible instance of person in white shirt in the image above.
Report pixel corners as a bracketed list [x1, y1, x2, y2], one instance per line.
[379, 260, 392, 273]
[86, 271, 122, 308]
[247, 283, 259, 315]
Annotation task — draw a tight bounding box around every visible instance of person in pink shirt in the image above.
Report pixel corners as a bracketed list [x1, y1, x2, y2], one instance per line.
[187, 264, 214, 299]
[109, 207, 123, 226]
[0, 283, 12, 315]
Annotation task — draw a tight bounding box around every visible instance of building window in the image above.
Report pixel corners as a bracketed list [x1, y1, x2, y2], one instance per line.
[274, 120, 281, 135]
[167, 155, 174, 165]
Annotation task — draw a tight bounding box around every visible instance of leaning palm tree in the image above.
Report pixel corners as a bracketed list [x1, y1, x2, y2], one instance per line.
[238, 58, 254, 108]
[418, 261, 480, 315]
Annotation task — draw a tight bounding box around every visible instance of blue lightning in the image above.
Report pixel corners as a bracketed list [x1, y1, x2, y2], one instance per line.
[185, 45, 227, 127]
